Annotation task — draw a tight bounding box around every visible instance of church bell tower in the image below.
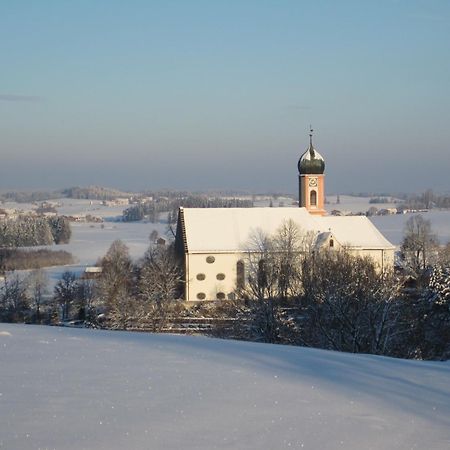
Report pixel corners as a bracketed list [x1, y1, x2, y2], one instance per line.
[298, 128, 326, 216]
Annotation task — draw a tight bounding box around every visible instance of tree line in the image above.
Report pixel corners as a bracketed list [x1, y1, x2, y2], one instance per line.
[216, 215, 449, 360]
[0, 216, 71, 247]
[123, 196, 253, 223]
[1, 214, 448, 361]
[0, 240, 182, 329]
[0, 248, 74, 272]
[399, 189, 450, 210]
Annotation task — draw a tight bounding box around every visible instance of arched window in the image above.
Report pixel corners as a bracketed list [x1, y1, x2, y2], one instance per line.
[329, 239, 334, 248]
[236, 260, 245, 290]
[310, 190, 317, 206]
[257, 259, 267, 289]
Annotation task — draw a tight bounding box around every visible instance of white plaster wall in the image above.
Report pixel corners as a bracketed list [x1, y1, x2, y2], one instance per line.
[185, 248, 395, 302]
[348, 248, 395, 271]
[187, 252, 245, 301]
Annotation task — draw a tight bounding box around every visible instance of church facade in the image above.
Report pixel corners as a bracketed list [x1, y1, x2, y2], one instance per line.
[175, 133, 395, 302]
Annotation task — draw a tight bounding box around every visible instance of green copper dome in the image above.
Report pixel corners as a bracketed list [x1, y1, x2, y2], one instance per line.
[298, 133, 325, 175]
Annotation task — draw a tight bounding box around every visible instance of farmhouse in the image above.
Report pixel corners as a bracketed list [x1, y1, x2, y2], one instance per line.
[175, 131, 395, 302]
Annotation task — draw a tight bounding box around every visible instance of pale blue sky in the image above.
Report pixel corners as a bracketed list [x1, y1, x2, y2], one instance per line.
[1, 0, 449, 193]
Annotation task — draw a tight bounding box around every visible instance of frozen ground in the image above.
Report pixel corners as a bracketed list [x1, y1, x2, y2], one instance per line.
[0, 324, 449, 450]
[5, 197, 450, 285]
[43, 220, 166, 287]
[370, 210, 450, 245]
[52, 220, 167, 265]
[30, 199, 169, 286]
[323, 196, 450, 245]
[325, 195, 400, 214]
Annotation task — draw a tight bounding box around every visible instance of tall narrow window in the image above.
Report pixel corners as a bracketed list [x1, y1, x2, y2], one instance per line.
[257, 259, 267, 289]
[236, 260, 245, 290]
[310, 190, 317, 206]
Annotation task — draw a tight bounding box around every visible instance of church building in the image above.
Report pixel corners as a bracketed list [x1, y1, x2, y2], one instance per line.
[175, 132, 395, 302]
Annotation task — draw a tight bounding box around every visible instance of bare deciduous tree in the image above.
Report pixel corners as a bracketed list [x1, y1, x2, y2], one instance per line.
[75, 279, 98, 323]
[301, 250, 401, 354]
[96, 240, 135, 328]
[0, 273, 29, 322]
[239, 220, 313, 343]
[54, 271, 77, 321]
[138, 244, 182, 331]
[26, 269, 49, 323]
[244, 220, 313, 301]
[401, 215, 439, 276]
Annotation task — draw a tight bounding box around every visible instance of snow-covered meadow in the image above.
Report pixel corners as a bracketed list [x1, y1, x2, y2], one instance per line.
[370, 210, 450, 245]
[1, 324, 449, 450]
[52, 197, 449, 269]
[27, 199, 168, 285]
[7, 196, 450, 287]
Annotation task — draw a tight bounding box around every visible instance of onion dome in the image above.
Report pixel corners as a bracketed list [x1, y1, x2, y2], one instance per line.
[298, 129, 325, 175]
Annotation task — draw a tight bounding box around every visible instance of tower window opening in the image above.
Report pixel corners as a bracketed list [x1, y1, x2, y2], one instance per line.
[310, 190, 317, 206]
[329, 239, 334, 248]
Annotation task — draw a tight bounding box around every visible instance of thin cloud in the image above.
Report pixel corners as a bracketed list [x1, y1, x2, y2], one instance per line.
[0, 94, 42, 102]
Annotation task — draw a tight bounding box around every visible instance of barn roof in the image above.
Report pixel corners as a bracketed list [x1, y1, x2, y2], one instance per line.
[177, 207, 394, 253]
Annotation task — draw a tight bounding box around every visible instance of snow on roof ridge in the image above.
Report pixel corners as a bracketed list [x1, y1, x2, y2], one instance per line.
[180, 207, 394, 252]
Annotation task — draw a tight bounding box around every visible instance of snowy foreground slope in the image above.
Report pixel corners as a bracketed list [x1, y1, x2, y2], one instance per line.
[1, 325, 450, 450]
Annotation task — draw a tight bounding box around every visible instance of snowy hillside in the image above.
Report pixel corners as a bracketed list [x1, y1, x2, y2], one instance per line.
[1, 325, 449, 450]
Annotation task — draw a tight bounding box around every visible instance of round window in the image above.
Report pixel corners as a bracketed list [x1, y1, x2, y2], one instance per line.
[196, 273, 206, 280]
[216, 273, 225, 280]
[196, 292, 206, 300]
[206, 256, 215, 264]
[216, 292, 226, 300]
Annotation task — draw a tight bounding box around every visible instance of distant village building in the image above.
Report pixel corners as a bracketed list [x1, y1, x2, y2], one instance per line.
[81, 266, 103, 280]
[175, 131, 395, 302]
[102, 198, 130, 207]
[156, 237, 166, 247]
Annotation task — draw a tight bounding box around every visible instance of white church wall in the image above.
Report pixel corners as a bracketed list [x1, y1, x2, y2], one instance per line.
[185, 247, 395, 302]
[186, 252, 244, 302]
[346, 248, 394, 272]
[185, 246, 395, 302]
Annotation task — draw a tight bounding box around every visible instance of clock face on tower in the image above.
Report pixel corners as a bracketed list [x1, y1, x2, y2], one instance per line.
[309, 177, 318, 188]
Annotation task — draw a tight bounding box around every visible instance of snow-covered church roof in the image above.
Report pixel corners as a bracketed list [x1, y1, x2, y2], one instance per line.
[177, 207, 394, 253]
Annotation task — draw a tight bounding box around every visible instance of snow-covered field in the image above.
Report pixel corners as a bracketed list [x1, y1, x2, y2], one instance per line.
[325, 195, 400, 214]
[370, 210, 450, 245]
[48, 201, 450, 267]
[324, 196, 450, 245]
[43, 220, 163, 287]
[1, 324, 449, 450]
[5, 197, 450, 286]
[26, 199, 169, 285]
[53, 200, 168, 265]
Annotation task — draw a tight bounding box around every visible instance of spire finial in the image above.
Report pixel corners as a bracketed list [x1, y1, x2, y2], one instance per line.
[309, 125, 314, 150]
